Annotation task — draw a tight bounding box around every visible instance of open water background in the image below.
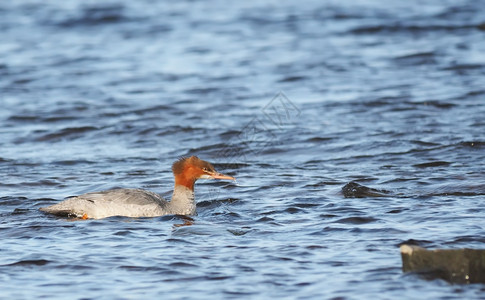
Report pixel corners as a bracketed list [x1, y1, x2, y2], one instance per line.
[1, 0, 485, 299]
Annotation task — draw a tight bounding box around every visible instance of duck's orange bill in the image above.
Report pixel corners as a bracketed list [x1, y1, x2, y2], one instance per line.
[211, 172, 235, 180]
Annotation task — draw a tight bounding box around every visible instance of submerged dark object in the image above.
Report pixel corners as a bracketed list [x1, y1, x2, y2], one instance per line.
[341, 181, 390, 198]
[400, 245, 485, 284]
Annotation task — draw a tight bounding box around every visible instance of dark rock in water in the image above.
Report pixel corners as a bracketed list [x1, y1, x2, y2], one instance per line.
[341, 181, 390, 198]
[400, 245, 485, 284]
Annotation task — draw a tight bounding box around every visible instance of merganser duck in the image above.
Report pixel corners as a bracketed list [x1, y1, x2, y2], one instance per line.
[40, 156, 235, 219]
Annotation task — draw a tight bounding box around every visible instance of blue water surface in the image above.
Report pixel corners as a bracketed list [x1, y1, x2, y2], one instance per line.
[1, 0, 485, 299]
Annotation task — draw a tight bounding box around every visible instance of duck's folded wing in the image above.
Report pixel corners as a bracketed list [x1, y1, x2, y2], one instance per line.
[76, 189, 165, 205]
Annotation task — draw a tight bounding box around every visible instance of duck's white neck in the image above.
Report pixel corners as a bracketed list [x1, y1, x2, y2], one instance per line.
[168, 185, 196, 215]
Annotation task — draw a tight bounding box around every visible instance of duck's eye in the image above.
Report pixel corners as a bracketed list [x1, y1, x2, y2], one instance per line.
[203, 167, 209, 172]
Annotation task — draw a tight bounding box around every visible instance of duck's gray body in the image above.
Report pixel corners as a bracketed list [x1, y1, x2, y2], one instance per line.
[40, 186, 195, 219]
